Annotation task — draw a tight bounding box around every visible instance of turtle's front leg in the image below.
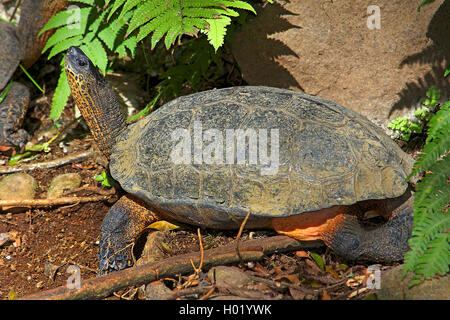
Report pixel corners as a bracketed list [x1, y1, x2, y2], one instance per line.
[98, 195, 158, 275]
[0, 82, 30, 149]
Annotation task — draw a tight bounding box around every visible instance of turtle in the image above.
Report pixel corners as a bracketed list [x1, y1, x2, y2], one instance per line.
[0, 0, 66, 150]
[64, 46, 415, 275]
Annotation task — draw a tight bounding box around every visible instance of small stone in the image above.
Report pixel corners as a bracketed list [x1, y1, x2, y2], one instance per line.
[0, 173, 37, 200]
[46, 173, 82, 199]
[143, 280, 173, 300]
[208, 266, 252, 289]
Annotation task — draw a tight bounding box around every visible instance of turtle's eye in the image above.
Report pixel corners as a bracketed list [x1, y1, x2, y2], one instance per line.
[77, 57, 87, 67]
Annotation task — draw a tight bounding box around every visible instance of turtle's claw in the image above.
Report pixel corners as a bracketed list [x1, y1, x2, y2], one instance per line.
[98, 234, 133, 275]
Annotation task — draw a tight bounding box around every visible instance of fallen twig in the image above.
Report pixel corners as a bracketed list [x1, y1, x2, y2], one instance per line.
[247, 274, 318, 295]
[167, 285, 215, 300]
[0, 150, 93, 174]
[235, 211, 251, 261]
[19, 236, 322, 300]
[0, 194, 111, 210]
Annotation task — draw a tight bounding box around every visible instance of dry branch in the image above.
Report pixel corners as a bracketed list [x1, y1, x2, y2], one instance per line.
[0, 150, 93, 174]
[0, 195, 111, 210]
[19, 236, 322, 300]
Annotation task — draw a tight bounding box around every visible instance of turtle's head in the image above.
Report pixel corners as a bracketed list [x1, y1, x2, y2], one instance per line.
[65, 46, 105, 88]
[65, 46, 126, 159]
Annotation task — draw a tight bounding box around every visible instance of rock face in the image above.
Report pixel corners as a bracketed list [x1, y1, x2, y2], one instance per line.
[232, 0, 449, 125]
[377, 265, 450, 300]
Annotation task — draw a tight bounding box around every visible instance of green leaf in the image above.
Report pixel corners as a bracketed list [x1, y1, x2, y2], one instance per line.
[39, 8, 78, 36]
[222, 0, 256, 14]
[310, 252, 325, 271]
[80, 38, 108, 74]
[7, 152, 33, 165]
[50, 66, 71, 121]
[426, 102, 449, 143]
[94, 171, 114, 187]
[204, 17, 231, 51]
[417, 0, 436, 12]
[117, 0, 141, 22]
[47, 35, 83, 60]
[42, 6, 90, 54]
[0, 81, 12, 103]
[107, 0, 126, 21]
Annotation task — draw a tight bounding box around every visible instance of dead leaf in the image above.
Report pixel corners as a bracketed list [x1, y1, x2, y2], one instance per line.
[321, 289, 331, 300]
[348, 287, 368, 299]
[148, 220, 180, 231]
[304, 258, 322, 274]
[325, 265, 340, 279]
[346, 275, 365, 288]
[295, 250, 309, 258]
[274, 273, 300, 285]
[273, 267, 283, 275]
[289, 287, 306, 300]
[8, 289, 18, 300]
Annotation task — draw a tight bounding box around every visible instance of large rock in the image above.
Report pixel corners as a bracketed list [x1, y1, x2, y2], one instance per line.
[232, 0, 449, 125]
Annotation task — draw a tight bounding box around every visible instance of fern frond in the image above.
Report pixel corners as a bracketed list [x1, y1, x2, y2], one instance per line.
[409, 133, 450, 177]
[404, 96, 449, 286]
[413, 232, 450, 278]
[413, 155, 450, 211]
[50, 66, 71, 121]
[107, 0, 127, 21]
[79, 38, 108, 74]
[42, 8, 91, 52]
[126, 0, 255, 49]
[117, 0, 142, 21]
[426, 101, 450, 143]
[47, 35, 83, 60]
[204, 17, 231, 51]
[39, 8, 77, 36]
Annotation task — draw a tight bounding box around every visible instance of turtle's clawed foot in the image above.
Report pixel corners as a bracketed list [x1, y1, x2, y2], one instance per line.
[97, 195, 157, 275]
[98, 233, 133, 275]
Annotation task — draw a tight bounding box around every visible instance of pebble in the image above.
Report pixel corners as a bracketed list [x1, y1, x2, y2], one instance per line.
[208, 266, 252, 289]
[0, 173, 37, 200]
[46, 173, 82, 198]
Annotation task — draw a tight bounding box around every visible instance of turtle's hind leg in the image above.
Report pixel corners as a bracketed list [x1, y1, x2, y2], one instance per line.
[98, 195, 158, 275]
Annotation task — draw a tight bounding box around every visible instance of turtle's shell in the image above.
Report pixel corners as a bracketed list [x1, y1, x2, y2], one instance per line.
[110, 86, 413, 229]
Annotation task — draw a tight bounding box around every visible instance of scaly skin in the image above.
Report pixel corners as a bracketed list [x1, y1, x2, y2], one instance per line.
[0, 82, 30, 149]
[0, 0, 67, 149]
[65, 46, 414, 275]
